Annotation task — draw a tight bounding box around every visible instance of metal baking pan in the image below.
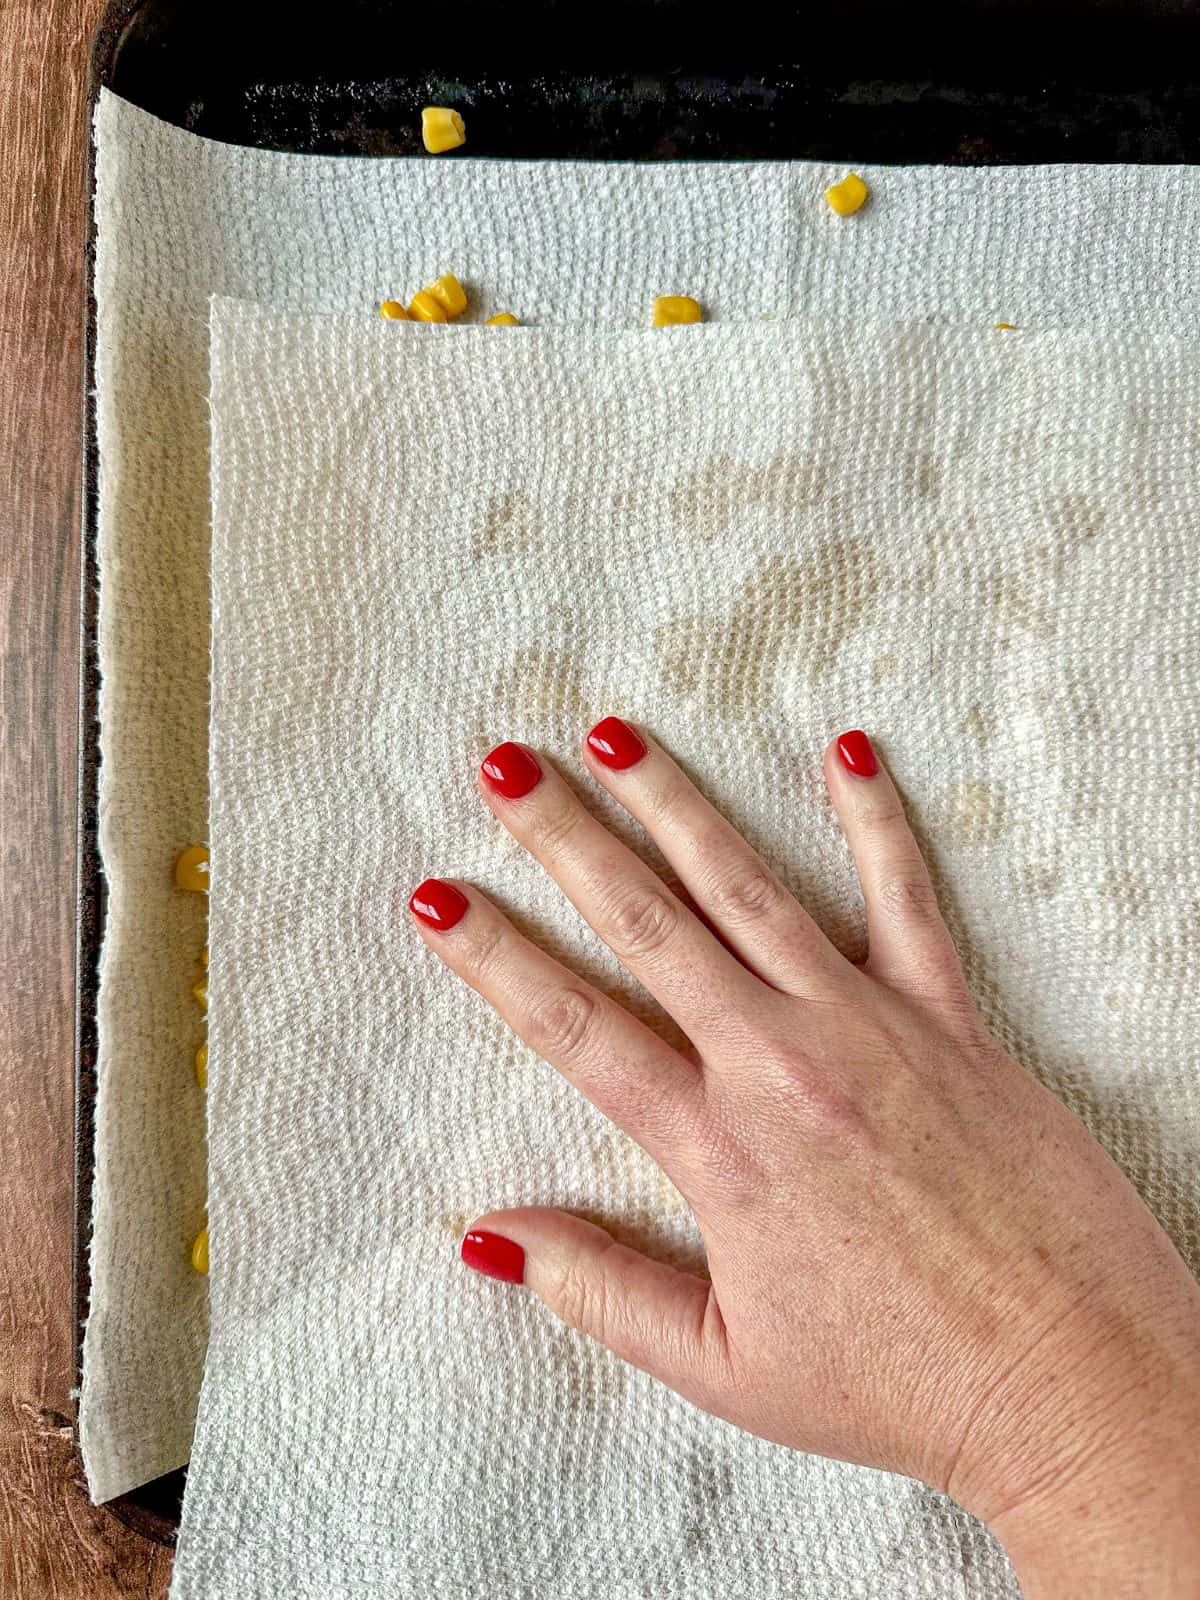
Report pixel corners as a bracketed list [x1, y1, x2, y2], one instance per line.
[77, 0, 1200, 1546]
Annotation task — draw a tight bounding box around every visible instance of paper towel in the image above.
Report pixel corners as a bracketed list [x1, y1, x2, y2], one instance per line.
[85, 84, 1200, 1501]
[167, 305, 1199, 1598]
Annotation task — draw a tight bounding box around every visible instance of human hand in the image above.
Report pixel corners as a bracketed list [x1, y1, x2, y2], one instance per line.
[409, 721, 1200, 1597]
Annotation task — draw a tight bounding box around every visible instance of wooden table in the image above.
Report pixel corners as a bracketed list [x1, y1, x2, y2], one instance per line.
[0, 2, 173, 1592]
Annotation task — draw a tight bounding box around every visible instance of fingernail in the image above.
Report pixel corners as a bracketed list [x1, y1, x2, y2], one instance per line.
[409, 877, 469, 930]
[480, 741, 542, 799]
[461, 1229, 525, 1284]
[586, 716, 647, 771]
[836, 729, 878, 778]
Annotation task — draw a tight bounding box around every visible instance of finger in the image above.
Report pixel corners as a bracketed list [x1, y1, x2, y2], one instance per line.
[460, 1207, 731, 1411]
[823, 730, 967, 1002]
[408, 877, 699, 1152]
[582, 717, 845, 997]
[477, 743, 769, 1048]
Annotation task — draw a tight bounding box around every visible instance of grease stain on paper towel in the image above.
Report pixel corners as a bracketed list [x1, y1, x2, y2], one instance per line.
[937, 781, 1011, 846]
[473, 490, 545, 559]
[657, 537, 886, 706]
[668, 452, 828, 539]
[988, 493, 1109, 640]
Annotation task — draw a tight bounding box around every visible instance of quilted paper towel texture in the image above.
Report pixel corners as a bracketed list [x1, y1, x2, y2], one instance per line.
[169, 307, 1200, 1599]
[86, 84, 1200, 1501]
[85, 93, 792, 1503]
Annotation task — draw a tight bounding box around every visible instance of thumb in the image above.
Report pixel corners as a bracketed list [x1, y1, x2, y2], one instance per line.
[461, 1206, 729, 1404]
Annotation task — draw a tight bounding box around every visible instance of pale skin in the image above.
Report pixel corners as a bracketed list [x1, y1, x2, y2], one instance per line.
[410, 725, 1200, 1596]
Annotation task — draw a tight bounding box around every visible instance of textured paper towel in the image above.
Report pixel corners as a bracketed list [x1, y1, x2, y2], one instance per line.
[169, 304, 1199, 1598]
[85, 84, 1200, 1501]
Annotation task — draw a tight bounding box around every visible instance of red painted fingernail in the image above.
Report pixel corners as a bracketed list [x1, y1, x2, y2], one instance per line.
[480, 741, 542, 799]
[409, 877, 469, 930]
[836, 729, 878, 778]
[461, 1229, 525, 1284]
[586, 716, 647, 771]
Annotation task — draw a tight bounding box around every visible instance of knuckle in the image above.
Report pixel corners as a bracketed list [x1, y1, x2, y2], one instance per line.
[463, 917, 508, 981]
[706, 858, 785, 927]
[602, 884, 681, 960]
[526, 987, 599, 1063]
[527, 792, 584, 857]
[763, 1044, 873, 1145]
[641, 770, 691, 828]
[876, 871, 942, 928]
[553, 1247, 614, 1338]
[854, 793, 907, 836]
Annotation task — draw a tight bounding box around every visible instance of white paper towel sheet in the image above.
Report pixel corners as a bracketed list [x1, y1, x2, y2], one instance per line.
[167, 304, 1200, 1598]
[86, 84, 1200, 1503]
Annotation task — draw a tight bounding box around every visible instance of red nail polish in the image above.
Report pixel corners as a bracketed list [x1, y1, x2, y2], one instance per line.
[836, 729, 878, 778]
[461, 1229, 525, 1284]
[409, 878, 469, 930]
[586, 716, 647, 771]
[480, 742, 542, 799]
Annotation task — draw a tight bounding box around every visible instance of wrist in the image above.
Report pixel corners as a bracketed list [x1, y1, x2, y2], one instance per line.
[977, 1375, 1200, 1598]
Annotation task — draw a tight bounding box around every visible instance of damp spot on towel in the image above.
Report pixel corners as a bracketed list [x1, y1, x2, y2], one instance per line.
[1048, 491, 1107, 549]
[960, 704, 997, 748]
[472, 490, 544, 559]
[546, 1316, 630, 1416]
[668, 452, 828, 540]
[1019, 859, 1062, 900]
[872, 651, 900, 684]
[657, 537, 886, 707]
[681, 1453, 737, 1557]
[510, 643, 598, 729]
[939, 781, 1010, 846]
[907, 450, 943, 501]
[1102, 866, 1154, 915]
[985, 493, 1108, 640]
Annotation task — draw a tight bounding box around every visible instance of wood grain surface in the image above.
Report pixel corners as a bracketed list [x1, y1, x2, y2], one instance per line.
[0, 1, 172, 1592]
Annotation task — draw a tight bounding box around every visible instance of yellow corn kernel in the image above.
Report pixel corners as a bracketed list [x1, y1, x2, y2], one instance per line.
[192, 976, 208, 1013]
[174, 844, 209, 892]
[652, 295, 703, 328]
[824, 172, 869, 216]
[426, 273, 468, 318]
[408, 290, 448, 323]
[195, 1041, 208, 1089]
[421, 107, 466, 154]
[994, 322, 1019, 330]
[380, 299, 411, 321]
[485, 312, 520, 327]
[191, 1227, 209, 1274]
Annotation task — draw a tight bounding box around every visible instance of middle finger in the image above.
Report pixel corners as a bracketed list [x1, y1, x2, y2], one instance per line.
[478, 741, 768, 1046]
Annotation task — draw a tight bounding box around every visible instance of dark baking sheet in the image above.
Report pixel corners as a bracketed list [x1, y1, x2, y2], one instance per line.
[77, 0, 1200, 1547]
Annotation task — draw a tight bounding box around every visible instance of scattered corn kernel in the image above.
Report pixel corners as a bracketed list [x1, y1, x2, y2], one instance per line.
[408, 289, 448, 323]
[824, 172, 869, 216]
[174, 844, 209, 893]
[195, 1041, 208, 1089]
[994, 322, 1019, 330]
[652, 295, 703, 328]
[192, 976, 208, 1013]
[485, 312, 520, 327]
[191, 1227, 209, 1274]
[421, 106, 466, 154]
[426, 273, 468, 318]
[380, 300, 411, 321]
